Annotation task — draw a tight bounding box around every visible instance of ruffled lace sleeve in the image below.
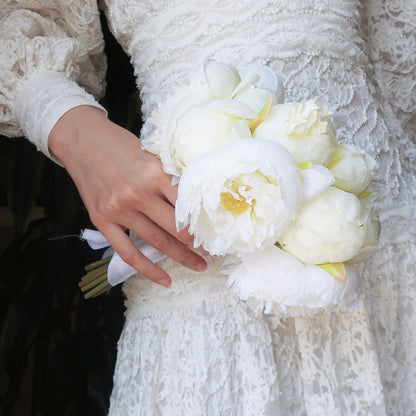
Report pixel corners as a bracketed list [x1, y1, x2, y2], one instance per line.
[363, 0, 416, 139]
[0, 1, 107, 160]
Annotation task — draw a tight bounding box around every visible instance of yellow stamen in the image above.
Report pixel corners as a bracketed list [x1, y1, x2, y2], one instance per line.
[221, 192, 250, 214]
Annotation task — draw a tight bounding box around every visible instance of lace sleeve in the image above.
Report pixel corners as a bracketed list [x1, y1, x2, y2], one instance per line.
[362, 0, 416, 139]
[0, 1, 107, 160]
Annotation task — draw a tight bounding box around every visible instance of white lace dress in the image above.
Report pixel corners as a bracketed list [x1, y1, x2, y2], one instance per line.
[1, 1, 416, 415]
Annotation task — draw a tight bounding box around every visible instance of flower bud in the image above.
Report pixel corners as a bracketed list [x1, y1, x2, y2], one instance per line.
[328, 144, 376, 195]
[279, 187, 367, 263]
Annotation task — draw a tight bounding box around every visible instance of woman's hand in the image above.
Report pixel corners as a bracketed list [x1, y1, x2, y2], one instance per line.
[48, 105, 207, 287]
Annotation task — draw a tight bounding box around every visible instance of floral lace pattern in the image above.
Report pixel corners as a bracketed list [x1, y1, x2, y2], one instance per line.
[110, 255, 386, 415]
[0, 1, 106, 142]
[104, 0, 416, 413]
[1, 0, 415, 414]
[362, 0, 416, 139]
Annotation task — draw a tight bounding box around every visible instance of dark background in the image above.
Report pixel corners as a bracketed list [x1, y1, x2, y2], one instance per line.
[0, 13, 142, 416]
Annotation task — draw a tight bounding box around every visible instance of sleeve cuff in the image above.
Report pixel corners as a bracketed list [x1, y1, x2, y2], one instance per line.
[14, 71, 107, 165]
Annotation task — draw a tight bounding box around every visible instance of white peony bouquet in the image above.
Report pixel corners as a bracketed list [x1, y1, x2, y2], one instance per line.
[81, 60, 379, 313]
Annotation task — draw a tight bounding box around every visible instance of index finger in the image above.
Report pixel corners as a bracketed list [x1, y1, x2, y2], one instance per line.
[102, 223, 172, 287]
[160, 176, 178, 207]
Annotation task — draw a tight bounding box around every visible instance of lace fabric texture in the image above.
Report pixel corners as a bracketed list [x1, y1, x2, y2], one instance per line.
[1, 0, 416, 414]
[362, 0, 416, 140]
[105, 0, 416, 414]
[0, 1, 106, 153]
[110, 255, 388, 415]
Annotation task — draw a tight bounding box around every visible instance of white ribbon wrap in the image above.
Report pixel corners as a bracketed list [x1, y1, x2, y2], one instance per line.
[80, 229, 167, 286]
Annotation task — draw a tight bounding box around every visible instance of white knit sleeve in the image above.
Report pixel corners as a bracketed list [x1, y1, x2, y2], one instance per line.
[0, 1, 107, 161]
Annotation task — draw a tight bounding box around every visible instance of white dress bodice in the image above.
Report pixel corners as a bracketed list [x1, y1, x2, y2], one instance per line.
[104, 0, 415, 201]
[102, 1, 416, 414]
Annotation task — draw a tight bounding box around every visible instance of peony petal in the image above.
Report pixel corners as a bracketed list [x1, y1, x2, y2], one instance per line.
[231, 63, 284, 111]
[223, 245, 361, 310]
[248, 95, 273, 131]
[205, 98, 257, 119]
[230, 71, 260, 98]
[239, 63, 279, 94]
[235, 86, 273, 116]
[204, 59, 241, 98]
[228, 119, 253, 141]
[300, 165, 335, 203]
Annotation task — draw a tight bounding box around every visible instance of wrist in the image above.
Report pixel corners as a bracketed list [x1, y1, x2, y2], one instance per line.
[15, 71, 106, 165]
[48, 105, 108, 166]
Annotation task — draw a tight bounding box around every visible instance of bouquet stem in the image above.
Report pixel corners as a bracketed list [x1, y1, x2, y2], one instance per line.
[84, 256, 112, 271]
[79, 256, 112, 299]
[84, 280, 112, 299]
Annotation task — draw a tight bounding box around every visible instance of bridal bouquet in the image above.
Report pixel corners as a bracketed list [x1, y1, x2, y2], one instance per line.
[80, 60, 379, 312]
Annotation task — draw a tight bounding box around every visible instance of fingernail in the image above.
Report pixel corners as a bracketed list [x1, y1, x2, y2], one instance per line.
[194, 259, 207, 272]
[160, 278, 171, 288]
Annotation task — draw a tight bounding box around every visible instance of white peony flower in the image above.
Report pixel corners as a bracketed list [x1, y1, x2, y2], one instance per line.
[144, 60, 287, 178]
[328, 144, 376, 195]
[223, 245, 361, 311]
[176, 139, 303, 256]
[253, 100, 338, 166]
[279, 186, 367, 264]
[165, 100, 253, 176]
